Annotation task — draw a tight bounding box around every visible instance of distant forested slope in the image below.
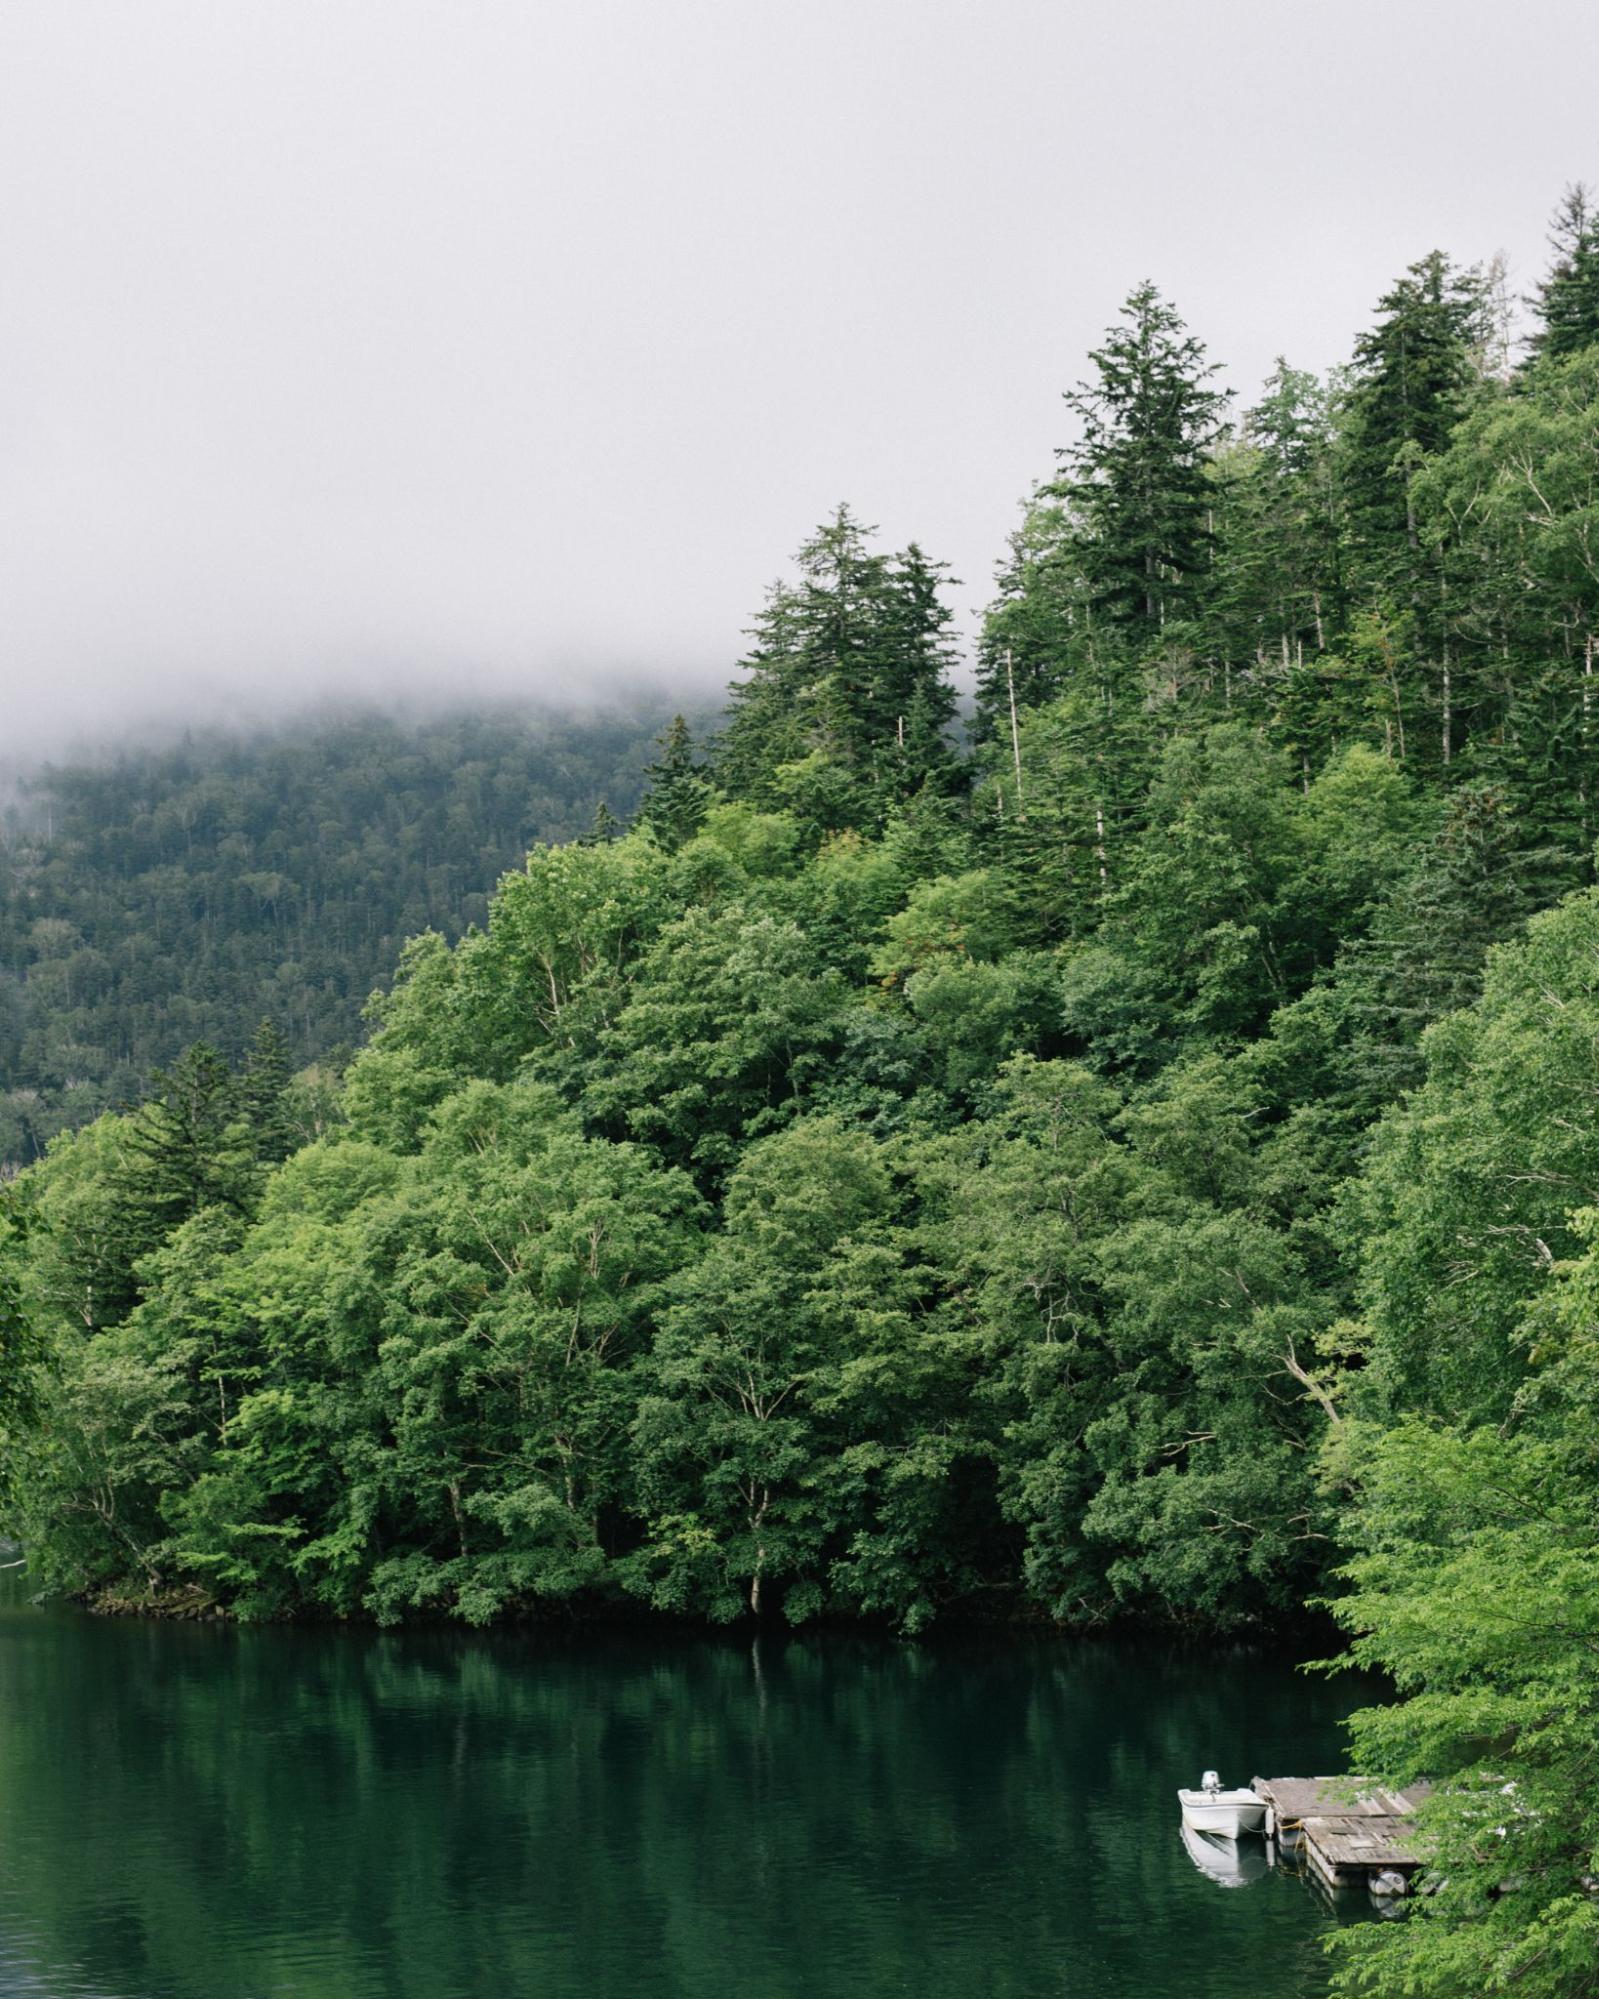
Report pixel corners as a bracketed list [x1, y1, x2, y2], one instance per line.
[0, 705, 686, 1163]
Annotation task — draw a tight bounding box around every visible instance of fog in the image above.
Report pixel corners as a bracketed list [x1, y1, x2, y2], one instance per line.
[2, 0, 1594, 756]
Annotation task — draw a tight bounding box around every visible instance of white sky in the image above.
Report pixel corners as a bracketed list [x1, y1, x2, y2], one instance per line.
[2, 0, 1595, 751]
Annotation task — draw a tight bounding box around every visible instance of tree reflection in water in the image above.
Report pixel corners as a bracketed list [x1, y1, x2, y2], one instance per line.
[0, 1586, 1375, 1999]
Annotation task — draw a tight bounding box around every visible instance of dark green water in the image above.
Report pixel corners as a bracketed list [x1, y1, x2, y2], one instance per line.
[0, 1570, 1374, 1998]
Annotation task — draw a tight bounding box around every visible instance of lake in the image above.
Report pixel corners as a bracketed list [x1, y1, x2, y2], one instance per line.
[0, 1569, 1377, 1998]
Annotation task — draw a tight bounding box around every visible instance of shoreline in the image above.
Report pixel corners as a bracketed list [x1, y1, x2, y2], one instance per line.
[40, 1572, 1341, 1658]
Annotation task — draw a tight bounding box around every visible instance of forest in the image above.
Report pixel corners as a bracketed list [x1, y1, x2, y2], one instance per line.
[4, 186, 1599, 1994]
[0, 704, 679, 1166]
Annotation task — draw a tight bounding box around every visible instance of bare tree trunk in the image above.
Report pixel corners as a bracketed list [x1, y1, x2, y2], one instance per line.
[748, 1489, 769, 1617]
[1006, 649, 1025, 815]
[1441, 647, 1452, 766]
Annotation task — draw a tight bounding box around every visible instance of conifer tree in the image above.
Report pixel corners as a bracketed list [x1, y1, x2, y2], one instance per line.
[1322, 783, 1571, 1114]
[120, 1044, 256, 1236]
[801, 506, 896, 768]
[0, 1191, 46, 1509]
[1052, 282, 1230, 637]
[1342, 252, 1486, 564]
[69, 1045, 261, 1330]
[1341, 251, 1493, 768]
[1412, 341, 1599, 827]
[717, 508, 959, 822]
[239, 1019, 296, 1166]
[715, 577, 810, 803]
[972, 497, 1083, 742]
[1527, 182, 1599, 363]
[874, 543, 961, 800]
[585, 799, 621, 844]
[1211, 360, 1344, 681]
[638, 716, 713, 852]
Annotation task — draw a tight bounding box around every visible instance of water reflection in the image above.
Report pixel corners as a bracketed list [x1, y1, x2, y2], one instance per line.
[0, 1574, 1373, 1999]
[1179, 1825, 1274, 1889]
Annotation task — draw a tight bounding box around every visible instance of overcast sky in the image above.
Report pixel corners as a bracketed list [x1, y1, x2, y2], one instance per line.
[2, 0, 1595, 753]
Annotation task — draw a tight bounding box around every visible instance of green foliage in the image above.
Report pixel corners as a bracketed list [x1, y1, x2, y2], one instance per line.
[1342, 886, 1599, 1423]
[1322, 1225, 1599, 1995]
[0, 1189, 49, 1513]
[578, 903, 852, 1177]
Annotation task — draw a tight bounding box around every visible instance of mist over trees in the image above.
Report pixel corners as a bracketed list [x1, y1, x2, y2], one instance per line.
[0, 707, 692, 1165]
[4, 185, 1599, 1998]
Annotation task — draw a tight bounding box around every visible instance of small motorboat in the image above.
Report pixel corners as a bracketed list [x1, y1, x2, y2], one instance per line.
[1180, 1822, 1272, 1887]
[1178, 1769, 1267, 1839]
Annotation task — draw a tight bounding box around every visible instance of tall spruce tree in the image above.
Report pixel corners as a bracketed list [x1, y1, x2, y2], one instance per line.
[1343, 252, 1486, 565]
[1052, 282, 1230, 638]
[792, 505, 895, 772]
[1341, 251, 1493, 770]
[239, 1019, 297, 1166]
[874, 543, 961, 800]
[638, 716, 713, 852]
[1527, 182, 1599, 363]
[717, 507, 959, 823]
[120, 1045, 257, 1237]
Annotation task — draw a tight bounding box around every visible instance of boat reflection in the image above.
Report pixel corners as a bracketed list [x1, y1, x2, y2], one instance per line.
[1180, 1822, 1272, 1888]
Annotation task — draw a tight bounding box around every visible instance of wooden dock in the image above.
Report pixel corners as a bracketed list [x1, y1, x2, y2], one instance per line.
[1252, 1776, 1432, 1891]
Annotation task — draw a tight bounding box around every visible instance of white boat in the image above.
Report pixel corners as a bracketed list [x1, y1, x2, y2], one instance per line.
[1177, 1770, 1267, 1839]
[1180, 1822, 1272, 1887]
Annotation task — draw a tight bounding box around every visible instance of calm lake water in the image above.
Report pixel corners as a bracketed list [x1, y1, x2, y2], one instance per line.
[0, 1568, 1377, 1999]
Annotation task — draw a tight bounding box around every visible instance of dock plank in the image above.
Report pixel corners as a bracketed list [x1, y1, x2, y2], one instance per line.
[1301, 1815, 1421, 1869]
[1252, 1776, 1429, 1825]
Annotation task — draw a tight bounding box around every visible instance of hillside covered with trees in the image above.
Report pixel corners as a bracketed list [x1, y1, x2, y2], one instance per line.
[0, 705, 685, 1164]
[4, 186, 1599, 1995]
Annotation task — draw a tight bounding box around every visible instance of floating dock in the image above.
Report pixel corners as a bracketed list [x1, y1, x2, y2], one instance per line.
[1251, 1776, 1431, 1891]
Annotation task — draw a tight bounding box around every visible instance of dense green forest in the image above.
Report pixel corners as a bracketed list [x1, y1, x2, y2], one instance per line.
[0, 705, 682, 1166]
[5, 187, 1599, 1994]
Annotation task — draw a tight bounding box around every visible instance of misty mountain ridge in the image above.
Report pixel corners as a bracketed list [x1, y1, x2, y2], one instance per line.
[0, 698, 710, 1165]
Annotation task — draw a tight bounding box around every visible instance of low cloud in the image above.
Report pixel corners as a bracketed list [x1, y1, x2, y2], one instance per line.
[2, 0, 1590, 757]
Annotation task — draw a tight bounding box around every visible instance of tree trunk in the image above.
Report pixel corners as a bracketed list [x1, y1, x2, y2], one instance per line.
[1006, 649, 1025, 815]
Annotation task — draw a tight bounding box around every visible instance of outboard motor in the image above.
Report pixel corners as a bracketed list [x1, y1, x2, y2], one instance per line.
[1201, 1769, 1221, 1795]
